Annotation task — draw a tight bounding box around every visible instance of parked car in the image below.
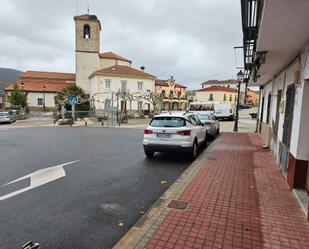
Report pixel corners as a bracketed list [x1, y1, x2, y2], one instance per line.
[143, 112, 207, 159]
[240, 103, 252, 109]
[214, 103, 236, 120]
[0, 111, 16, 124]
[195, 112, 220, 139]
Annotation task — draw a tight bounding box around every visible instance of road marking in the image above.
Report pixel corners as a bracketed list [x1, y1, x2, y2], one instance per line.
[0, 160, 80, 202]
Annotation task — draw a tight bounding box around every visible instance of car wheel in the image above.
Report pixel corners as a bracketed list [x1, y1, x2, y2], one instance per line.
[190, 140, 198, 160]
[144, 149, 154, 158]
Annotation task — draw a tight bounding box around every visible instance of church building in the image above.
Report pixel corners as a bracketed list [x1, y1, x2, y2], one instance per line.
[74, 14, 156, 114]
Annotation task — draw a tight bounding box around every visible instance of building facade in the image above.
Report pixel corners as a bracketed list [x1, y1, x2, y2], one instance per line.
[155, 79, 187, 110]
[74, 14, 156, 114]
[4, 71, 75, 110]
[195, 86, 238, 103]
[241, 0, 309, 214]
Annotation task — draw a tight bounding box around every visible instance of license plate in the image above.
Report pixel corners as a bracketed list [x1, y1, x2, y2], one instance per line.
[157, 133, 171, 138]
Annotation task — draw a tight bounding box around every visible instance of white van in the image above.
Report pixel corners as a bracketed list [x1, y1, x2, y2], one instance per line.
[214, 103, 236, 120]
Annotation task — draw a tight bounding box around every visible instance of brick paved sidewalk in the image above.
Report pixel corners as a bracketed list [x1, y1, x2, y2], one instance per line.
[115, 133, 309, 249]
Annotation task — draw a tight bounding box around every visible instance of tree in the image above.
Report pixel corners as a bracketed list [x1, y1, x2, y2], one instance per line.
[55, 85, 89, 111]
[8, 84, 28, 109]
[138, 92, 163, 114]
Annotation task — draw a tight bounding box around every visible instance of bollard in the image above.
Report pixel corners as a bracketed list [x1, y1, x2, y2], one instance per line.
[85, 121, 87, 127]
[22, 241, 41, 249]
[101, 120, 104, 126]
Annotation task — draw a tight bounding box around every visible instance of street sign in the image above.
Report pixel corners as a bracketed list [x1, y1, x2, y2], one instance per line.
[70, 96, 79, 105]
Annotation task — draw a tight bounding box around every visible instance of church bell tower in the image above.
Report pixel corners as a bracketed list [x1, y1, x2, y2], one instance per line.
[74, 14, 101, 94]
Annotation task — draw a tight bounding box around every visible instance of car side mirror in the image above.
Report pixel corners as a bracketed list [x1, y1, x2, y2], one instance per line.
[200, 123, 204, 126]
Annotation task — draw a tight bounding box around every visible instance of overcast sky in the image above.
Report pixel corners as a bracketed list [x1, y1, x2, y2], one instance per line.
[0, 0, 243, 89]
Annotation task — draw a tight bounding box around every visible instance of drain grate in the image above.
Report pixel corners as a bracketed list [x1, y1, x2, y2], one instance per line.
[167, 200, 189, 210]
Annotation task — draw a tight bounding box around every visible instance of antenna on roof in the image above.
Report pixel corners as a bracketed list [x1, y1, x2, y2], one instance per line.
[87, 3, 90, 14]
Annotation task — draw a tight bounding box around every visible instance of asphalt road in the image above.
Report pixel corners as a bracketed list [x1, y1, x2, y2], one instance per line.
[0, 127, 197, 249]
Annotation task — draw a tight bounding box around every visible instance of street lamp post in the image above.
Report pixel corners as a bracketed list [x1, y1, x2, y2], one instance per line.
[233, 70, 244, 132]
[43, 85, 46, 111]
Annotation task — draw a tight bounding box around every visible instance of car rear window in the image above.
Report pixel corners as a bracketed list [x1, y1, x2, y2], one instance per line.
[197, 114, 209, 120]
[150, 117, 186, 127]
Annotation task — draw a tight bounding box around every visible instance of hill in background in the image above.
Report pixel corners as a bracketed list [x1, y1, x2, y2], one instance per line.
[0, 68, 23, 91]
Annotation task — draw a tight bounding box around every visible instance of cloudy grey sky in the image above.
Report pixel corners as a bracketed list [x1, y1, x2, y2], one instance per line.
[0, 0, 243, 89]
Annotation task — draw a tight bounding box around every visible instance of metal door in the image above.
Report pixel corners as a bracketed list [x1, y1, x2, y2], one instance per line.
[280, 85, 295, 174]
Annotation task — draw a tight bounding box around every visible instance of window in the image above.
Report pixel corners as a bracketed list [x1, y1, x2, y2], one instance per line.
[223, 93, 227, 101]
[188, 115, 198, 126]
[161, 90, 166, 98]
[37, 98, 43, 105]
[137, 81, 143, 91]
[121, 80, 127, 93]
[150, 117, 186, 127]
[235, 95, 237, 101]
[138, 101, 143, 111]
[209, 93, 214, 101]
[105, 79, 111, 89]
[83, 24, 91, 39]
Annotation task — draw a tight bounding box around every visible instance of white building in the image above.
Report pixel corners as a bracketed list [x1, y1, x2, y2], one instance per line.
[74, 14, 156, 114]
[4, 71, 75, 110]
[241, 0, 309, 210]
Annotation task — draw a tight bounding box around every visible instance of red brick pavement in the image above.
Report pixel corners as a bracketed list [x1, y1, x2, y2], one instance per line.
[145, 133, 309, 249]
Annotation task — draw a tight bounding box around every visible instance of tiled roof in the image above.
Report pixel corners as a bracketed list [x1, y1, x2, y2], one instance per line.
[197, 85, 237, 93]
[99, 52, 132, 63]
[202, 79, 239, 85]
[155, 79, 169, 87]
[155, 79, 187, 88]
[5, 80, 75, 92]
[21, 71, 75, 81]
[89, 65, 156, 79]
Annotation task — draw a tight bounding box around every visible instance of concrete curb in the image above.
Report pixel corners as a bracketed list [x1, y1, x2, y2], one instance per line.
[113, 135, 224, 249]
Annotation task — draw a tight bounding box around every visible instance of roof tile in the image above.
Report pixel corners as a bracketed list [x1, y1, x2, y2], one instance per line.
[90, 65, 156, 79]
[197, 85, 237, 93]
[99, 52, 132, 63]
[5, 80, 75, 92]
[21, 71, 75, 81]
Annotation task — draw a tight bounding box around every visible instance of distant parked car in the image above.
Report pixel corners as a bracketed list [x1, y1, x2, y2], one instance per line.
[0, 111, 16, 124]
[195, 112, 220, 139]
[214, 103, 236, 120]
[143, 112, 207, 159]
[240, 103, 252, 109]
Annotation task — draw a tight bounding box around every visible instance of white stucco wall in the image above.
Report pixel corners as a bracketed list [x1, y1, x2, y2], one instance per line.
[76, 52, 99, 94]
[6, 92, 56, 108]
[90, 75, 155, 111]
[195, 91, 237, 103]
[260, 46, 309, 161]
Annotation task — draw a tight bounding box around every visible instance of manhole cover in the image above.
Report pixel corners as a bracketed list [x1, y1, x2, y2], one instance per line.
[167, 200, 189, 210]
[208, 156, 217, 160]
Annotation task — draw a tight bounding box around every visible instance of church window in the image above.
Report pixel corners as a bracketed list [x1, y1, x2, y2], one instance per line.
[137, 81, 143, 91]
[105, 79, 111, 89]
[121, 80, 127, 93]
[83, 24, 91, 39]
